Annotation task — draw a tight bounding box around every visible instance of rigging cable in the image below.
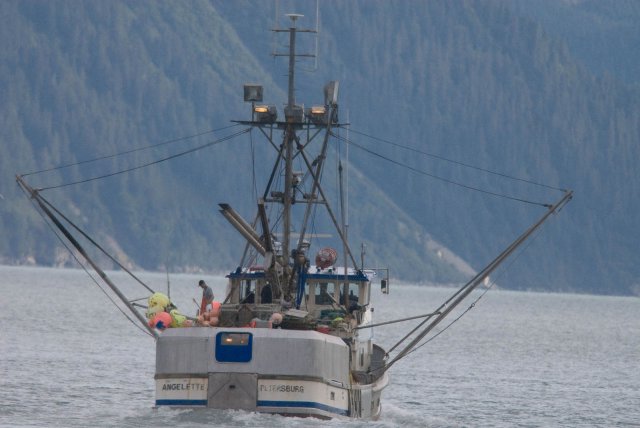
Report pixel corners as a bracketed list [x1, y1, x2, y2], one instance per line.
[37, 128, 251, 191]
[330, 131, 553, 208]
[250, 128, 259, 202]
[382, 196, 570, 366]
[16, 184, 154, 338]
[399, 221, 547, 360]
[372, 189, 572, 374]
[22, 124, 241, 177]
[37, 192, 155, 294]
[341, 126, 566, 192]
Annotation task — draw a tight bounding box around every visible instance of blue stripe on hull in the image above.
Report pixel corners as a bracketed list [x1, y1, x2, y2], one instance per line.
[156, 399, 207, 406]
[156, 399, 349, 416]
[257, 400, 349, 416]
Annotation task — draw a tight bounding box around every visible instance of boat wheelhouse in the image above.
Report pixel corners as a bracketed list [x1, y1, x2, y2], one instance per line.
[154, 263, 388, 419]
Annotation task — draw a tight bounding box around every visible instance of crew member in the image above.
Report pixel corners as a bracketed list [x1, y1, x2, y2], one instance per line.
[198, 279, 214, 315]
[261, 282, 273, 304]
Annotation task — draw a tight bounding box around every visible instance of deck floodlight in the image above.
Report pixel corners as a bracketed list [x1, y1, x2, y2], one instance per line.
[254, 104, 277, 123]
[324, 81, 339, 106]
[244, 84, 263, 102]
[306, 105, 328, 125]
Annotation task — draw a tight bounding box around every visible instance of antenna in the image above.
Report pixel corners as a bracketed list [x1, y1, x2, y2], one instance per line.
[307, 0, 320, 71]
[271, 2, 319, 71]
[285, 13, 303, 23]
[346, 109, 349, 231]
[165, 264, 171, 299]
[312, 0, 320, 71]
[272, 0, 279, 56]
[298, 0, 321, 72]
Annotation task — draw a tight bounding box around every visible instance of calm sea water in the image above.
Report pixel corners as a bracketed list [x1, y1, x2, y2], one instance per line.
[1, 266, 638, 427]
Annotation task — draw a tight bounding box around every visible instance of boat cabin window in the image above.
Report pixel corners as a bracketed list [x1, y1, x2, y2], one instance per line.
[340, 282, 369, 307]
[315, 282, 336, 305]
[240, 280, 255, 304]
[227, 276, 273, 304]
[305, 280, 369, 308]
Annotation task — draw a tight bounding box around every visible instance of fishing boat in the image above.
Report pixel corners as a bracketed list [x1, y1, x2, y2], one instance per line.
[16, 12, 572, 420]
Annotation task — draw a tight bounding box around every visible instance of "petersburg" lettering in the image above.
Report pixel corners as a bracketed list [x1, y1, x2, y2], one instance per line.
[260, 384, 304, 393]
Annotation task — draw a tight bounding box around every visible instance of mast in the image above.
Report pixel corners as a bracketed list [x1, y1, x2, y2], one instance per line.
[233, 13, 361, 301]
[282, 14, 300, 277]
[279, 14, 304, 300]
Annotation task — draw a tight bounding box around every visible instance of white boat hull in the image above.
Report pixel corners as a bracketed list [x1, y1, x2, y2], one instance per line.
[155, 327, 388, 419]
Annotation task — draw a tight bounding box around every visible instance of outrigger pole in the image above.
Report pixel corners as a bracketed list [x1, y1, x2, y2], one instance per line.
[16, 175, 159, 339]
[379, 189, 573, 374]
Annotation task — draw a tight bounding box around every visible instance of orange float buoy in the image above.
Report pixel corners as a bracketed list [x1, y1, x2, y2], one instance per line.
[269, 312, 283, 326]
[211, 301, 221, 317]
[150, 312, 172, 330]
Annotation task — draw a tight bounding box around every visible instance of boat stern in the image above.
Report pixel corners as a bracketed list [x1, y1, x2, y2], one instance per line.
[154, 327, 352, 418]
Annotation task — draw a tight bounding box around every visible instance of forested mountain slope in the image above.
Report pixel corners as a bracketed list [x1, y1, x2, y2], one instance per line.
[0, 1, 469, 284]
[217, 1, 640, 295]
[512, 0, 640, 87]
[2, 1, 264, 271]
[2, 1, 639, 295]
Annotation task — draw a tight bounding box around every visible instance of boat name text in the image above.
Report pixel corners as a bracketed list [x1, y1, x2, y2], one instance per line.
[260, 384, 304, 393]
[162, 382, 205, 391]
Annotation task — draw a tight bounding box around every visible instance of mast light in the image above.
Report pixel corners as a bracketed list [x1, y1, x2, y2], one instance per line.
[306, 105, 329, 125]
[254, 105, 278, 123]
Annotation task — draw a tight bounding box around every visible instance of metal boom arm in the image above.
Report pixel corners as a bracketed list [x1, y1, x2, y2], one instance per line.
[16, 175, 159, 339]
[381, 190, 573, 373]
